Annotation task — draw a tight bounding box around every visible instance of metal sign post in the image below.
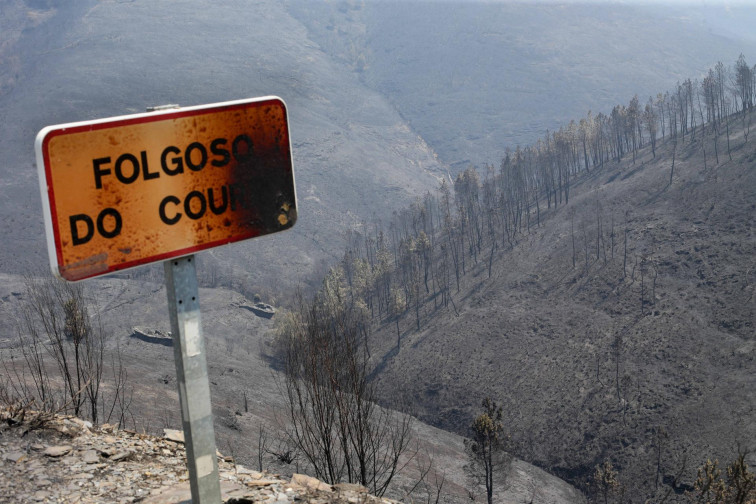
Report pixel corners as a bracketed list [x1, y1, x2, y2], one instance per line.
[164, 255, 220, 503]
[35, 96, 297, 504]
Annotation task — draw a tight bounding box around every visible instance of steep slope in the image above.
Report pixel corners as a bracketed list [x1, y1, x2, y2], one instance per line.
[368, 117, 756, 497]
[0, 272, 586, 503]
[288, 1, 756, 169]
[0, 0, 445, 294]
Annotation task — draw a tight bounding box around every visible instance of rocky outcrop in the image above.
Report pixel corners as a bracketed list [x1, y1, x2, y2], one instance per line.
[0, 407, 400, 503]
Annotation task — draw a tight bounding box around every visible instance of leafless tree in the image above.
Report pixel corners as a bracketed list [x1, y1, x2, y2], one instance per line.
[277, 284, 416, 496]
[645, 96, 658, 158]
[102, 340, 132, 428]
[12, 275, 106, 422]
[257, 423, 270, 472]
[735, 54, 753, 113]
[570, 208, 577, 269]
[403, 451, 445, 504]
[1, 274, 133, 427]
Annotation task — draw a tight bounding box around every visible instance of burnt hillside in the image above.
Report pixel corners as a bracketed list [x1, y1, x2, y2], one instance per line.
[362, 111, 755, 499]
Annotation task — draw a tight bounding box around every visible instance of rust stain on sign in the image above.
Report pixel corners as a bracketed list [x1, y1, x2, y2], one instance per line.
[36, 97, 297, 281]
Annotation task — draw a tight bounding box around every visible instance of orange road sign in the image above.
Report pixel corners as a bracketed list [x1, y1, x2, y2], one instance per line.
[35, 97, 297, 281]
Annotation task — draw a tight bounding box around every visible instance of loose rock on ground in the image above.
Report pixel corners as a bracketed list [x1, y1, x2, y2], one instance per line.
[0, 406, 401, 504]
